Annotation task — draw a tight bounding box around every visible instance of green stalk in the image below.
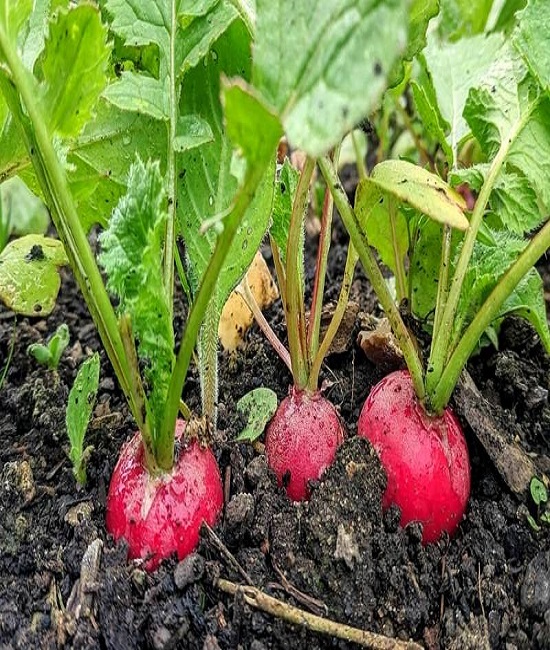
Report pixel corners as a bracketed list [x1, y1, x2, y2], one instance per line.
[431, 225, 452, 337]
[308, 244, 359, 391]
[307, 181, 334, 362]
[426, 104, 536, 399]
[318, 155, 425, 400]
[237, 278, 292, 372]
[270, 234, 287, 311]
[431, 217, 550, 413]
[389, 197, 407, 302]
[284, 156, 316, 390]
[0, 25, 135, 414]
[157, 163, 270, 470]
[163, 0, 178, 313]
[199, 300, 220, 428]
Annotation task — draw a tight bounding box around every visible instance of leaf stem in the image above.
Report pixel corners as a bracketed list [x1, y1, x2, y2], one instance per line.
[425, 104, 536, 404]
[431, 224, 452, 337]
[157, 163, 271, 470]
[236, 278, 292, 373]
[307, 178, 334, 363]
[431, 217, 550, 413]
[199, 300, 219, 428]
[308, 244, 358, 391]
[389, 197, 407, 302]
[284, 156, 316, 390]
[270, 234, 287, 311]
[318, 155, 425, 400]
[163, 0, 179, 313]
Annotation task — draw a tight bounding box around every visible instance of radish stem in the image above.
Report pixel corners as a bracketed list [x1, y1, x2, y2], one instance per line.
[318, 155, 425, 400]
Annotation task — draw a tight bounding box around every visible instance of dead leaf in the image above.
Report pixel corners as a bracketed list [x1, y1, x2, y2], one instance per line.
[219, 252, 278, 351]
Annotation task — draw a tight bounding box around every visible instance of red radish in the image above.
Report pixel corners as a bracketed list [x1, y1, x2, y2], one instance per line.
[265, 387, 345, 501]
[358, 370, 470, 543]
[106, 419, 223, 570]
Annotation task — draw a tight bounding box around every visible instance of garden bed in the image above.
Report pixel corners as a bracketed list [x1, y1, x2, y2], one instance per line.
[1, 227, 549, 650]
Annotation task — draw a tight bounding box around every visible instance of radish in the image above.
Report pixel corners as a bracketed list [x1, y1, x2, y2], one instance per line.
[106, 419, 223, 570]
[265, 387, 344, 500]
[357, 370, 470, 543]
[241, 157, 350, 500]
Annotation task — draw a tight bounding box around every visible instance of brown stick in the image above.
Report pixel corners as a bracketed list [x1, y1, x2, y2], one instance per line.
[216, 578, 423, 650]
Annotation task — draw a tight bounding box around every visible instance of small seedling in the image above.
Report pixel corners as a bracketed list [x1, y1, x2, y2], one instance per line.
[527, 477, 550, 531]
[236, 388, 278, 443]
[27, 323, 70, 370]
[66, 353, 100, 485]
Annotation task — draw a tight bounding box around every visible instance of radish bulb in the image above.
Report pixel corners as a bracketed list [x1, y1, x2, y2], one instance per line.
[106, 419, 223, 570]
[265, 388, 345, 501]
[358, 370, 470, 542]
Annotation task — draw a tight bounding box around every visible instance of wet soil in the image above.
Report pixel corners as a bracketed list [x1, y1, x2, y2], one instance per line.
[1, 224, 550, 649]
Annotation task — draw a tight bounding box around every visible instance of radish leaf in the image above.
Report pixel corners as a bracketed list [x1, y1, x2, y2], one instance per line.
[252, 0, 409, 156]
[414, 31, 505, 165]
[236, 387, 278, 442]
[0, 234, 67, 316]
[28, 323, 70, 370]
[270, 159, 300, 265]
[361, 160, 469, 230]
[513, 0, 550, 92]
[40, 5, 110, 137]
[99, 158, 175, 437]
[66, 352, 100, 486]
[463, 44, 550, 234]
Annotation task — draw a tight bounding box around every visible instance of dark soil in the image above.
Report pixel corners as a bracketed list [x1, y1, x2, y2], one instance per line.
[1, 222, 550, 649]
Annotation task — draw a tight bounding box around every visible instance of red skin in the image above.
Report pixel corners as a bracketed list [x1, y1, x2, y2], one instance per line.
[265, 388, 345, 501]
[106, 419, 223, 570]
[358, 370, 470, 543]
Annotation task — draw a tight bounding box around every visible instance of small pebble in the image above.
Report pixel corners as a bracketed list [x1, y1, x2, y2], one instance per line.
[225, 493, 255, 529]
[1, 460, 36, 502]
[521, 551, 550, 616]
[174, 553, 205, 589]
[245, 456, 269, 487]
[64, 501, 94, 527]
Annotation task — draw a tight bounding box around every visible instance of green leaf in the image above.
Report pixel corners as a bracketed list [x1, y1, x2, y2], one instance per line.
[437, 0, 493, 40]
[530, 477, 548, 506]
[418, 31, 505, 165]
[527, 513, 541, 531]
[103, 0, 237, 118]
[235, 387, 278, 442]
[411, 76, 453, 163]
[499, 267, 550, 354]
[98, 158, 174, 438]
[177, 0, 239, 75]
[223, 79, 282, 168]
[355, 180, 409, 278]
[178, 22, 276, 307]
[0, 234, 67, 316]
[0, 176, 49, 242]
[454, 232, 550, 352]
[463, 45, 550, 233]
[40, 5, 110, 136]
[66, 352, 100, 485]
[0, 0, 32, 45]
[363, 159, 469, 230]
[252, 0, 409, 157]
[390, 0, 439, 87]
[68, 100, 166, 229]
[270, 159, 300, 265]
[174, 114, 214, 152]
[28, 323, 70, 370]
[513, 0, 550, 92]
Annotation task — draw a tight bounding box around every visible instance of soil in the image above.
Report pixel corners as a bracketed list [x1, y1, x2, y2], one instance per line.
[1, 214, 550, 649]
